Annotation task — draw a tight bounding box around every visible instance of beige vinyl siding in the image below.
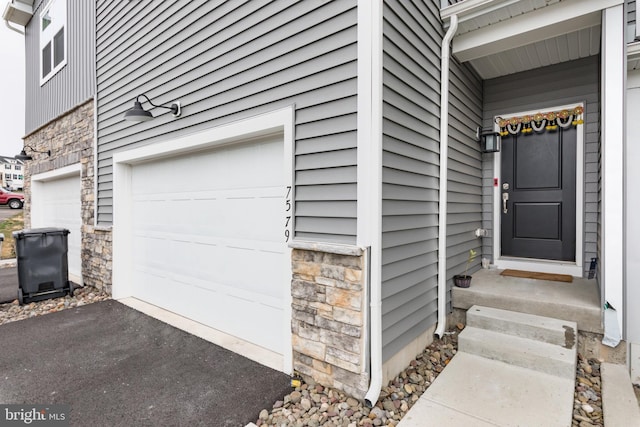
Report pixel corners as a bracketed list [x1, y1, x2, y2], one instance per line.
[96, 0, 358, 243]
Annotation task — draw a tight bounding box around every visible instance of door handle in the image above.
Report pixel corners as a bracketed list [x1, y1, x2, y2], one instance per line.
[502, 192, 509, 214]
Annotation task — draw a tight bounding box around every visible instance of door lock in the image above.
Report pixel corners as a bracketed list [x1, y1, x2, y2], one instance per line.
[502, 192, 509, 214]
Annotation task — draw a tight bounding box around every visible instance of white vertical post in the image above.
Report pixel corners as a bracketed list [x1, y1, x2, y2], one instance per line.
[601, 4, 625, 337]
[626, 70, 640, 381]
[358, 0, 384, 406]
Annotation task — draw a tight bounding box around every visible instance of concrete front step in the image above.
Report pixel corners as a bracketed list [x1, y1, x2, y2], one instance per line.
[467, 305, 578, 348]
[452, 269, 602, 334]
[458, 326, 577, 380]
[397, 352, 575, 427]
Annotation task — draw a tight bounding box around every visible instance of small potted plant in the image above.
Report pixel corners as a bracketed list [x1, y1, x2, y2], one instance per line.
[454, 249, 477, 288]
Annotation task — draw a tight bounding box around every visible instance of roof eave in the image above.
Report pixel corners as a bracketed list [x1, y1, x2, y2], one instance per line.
[2, 0, 33, 27]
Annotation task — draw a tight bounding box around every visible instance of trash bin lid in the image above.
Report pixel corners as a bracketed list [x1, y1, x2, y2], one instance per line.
[12, 228, 70, 239]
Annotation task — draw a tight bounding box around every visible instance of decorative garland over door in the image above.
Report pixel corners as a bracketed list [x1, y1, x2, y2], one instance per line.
[497, 106, 584, 136]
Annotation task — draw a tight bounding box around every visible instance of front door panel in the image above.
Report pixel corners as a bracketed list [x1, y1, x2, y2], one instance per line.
[501, 127, 576, 261]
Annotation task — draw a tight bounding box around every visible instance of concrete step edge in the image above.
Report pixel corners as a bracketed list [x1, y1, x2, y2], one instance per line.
[458, 326, 577, 379]
[466, 305, 578, 347]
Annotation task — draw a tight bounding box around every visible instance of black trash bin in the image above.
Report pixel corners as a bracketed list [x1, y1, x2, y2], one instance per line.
[13, 228, 75, 304]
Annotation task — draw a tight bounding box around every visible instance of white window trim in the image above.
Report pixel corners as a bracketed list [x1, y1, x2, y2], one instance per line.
[39, 0, 67, 85]
[492, 102, 585, 277]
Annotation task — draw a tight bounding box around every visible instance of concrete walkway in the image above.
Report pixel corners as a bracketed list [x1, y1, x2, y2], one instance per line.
[398, 352, 574, 426]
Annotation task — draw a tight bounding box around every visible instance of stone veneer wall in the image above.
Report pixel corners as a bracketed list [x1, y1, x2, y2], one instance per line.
[23, 99, 113, 292]
[290, 245, 369, 399]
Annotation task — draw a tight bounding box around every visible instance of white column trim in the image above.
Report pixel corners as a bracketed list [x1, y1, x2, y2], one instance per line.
[358, 0, 384, 406]
[601, 4, 626, 336]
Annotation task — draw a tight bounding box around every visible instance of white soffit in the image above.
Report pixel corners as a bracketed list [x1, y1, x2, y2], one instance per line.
[628, 42, 640, 71]
[471, 26, 601, 79]
[2, 0, 33, 26]
[443, 0, 622, 79]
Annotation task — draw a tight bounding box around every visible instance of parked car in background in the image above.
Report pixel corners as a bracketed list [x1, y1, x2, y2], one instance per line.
[0, 188, 24, 209]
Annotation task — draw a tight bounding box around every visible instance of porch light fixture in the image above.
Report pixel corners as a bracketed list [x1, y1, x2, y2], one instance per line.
[123, 94, 182, 122]
[15, 145, 51, 161]
[476, 127, 501, 153]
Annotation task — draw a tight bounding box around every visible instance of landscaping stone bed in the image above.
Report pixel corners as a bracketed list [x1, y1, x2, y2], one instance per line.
[0, 285, 110, 326]
[255, 327, 461, 427]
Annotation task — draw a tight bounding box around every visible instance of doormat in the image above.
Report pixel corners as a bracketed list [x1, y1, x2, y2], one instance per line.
[500, 269, 573, 283]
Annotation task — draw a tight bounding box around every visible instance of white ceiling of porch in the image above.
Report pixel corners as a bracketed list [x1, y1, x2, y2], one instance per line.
[469, 27, 601, 80]
[442, 0, 604, 80]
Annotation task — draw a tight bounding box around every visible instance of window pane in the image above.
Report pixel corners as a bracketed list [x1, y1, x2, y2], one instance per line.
[42, 42, 52, 78]
[15, 165, 21, 170]
[53, 28, 64, 67]
[42, 11, 51, 31]
[4, 174, 9, 179]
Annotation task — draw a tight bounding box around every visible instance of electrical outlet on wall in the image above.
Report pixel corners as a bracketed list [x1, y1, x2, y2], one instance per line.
[474, 228, 489, 238]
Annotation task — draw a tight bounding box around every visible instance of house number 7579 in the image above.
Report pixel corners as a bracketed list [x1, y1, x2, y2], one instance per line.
[285, 186, 292, 242]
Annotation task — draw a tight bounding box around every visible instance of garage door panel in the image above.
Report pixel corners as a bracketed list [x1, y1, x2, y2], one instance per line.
[133, 191, 283, 242]
[33, 174, 82, 282]
[130, 136, 286, 355]
[133, 140, 284, 195]
[133, 236, 284, 301]
[133, 272, 283, 352]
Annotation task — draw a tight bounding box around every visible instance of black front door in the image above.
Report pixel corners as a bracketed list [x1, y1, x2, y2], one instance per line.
[501, 126, 576, 261]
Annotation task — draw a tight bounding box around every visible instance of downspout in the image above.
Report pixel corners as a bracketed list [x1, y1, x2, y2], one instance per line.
[435, 14, 458, 339]
[4, 19, 24, 35]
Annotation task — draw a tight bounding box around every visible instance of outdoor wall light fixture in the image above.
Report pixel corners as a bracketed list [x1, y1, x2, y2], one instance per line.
[476, 126, 501, 153]
[15, 145, 52, 161]
[123, 94, 182, 122]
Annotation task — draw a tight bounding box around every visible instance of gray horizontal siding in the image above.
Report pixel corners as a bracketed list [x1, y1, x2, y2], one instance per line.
[25, 0, 96, 133]
[445, 57, 483, 287]
[381, 0, 443, 363]
[628, 0, 637, 43]
[482, 56, 600, 278]
[96, 0, 358, 244]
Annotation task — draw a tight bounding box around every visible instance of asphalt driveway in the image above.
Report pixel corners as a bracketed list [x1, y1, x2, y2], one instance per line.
[0, 300, 291, 426]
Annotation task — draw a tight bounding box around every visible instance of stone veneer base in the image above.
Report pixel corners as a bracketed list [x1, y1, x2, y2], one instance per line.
[289, 242, 369, 399]
[23, 99, 112, 292]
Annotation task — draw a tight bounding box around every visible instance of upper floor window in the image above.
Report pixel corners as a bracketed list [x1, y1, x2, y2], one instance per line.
[15, 165, 21, 171]
[4, 165, 10, 170]
[40, 0, 67, 85]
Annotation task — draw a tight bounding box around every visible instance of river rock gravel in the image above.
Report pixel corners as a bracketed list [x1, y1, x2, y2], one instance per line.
[0, 285, 110, 326]
[256, 324, 608, 427]
[573, 354, 604, 427]
[255, 327, 462, 427]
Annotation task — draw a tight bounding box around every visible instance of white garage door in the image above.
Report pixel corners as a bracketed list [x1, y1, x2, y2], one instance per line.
[32, 174, 82, 284]
[130, 136, 287, 354]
